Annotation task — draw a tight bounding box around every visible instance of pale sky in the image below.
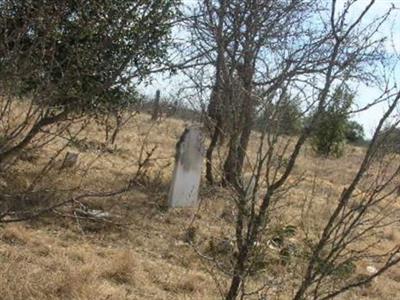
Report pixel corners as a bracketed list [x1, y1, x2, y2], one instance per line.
[339, 0, 400, 136]
[140, 0, 400, 138]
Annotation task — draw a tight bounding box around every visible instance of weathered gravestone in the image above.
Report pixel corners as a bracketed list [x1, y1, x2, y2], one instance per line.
[168, 127, 204, 207]
[151, 89, 161, 121]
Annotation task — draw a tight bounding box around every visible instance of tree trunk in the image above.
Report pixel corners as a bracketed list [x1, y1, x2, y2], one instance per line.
[223, 62, 255, 187]
[225, 275, 241, 300]
[236, 101, 254, 172]
[223, 133, 241, 188]
[110, 112, 122, 145]
[205, 0, 229, 185]
[225, 244, 249, 300]
[205, 122, 221, 184]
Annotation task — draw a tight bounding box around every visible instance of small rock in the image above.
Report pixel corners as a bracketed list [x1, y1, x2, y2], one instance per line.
[61, 152, 79, 169]
[76, 208, 111, 219]
[266, 239, 280, 251]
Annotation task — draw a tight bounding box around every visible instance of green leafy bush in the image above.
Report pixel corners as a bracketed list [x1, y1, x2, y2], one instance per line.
[311, 87, 354, 157]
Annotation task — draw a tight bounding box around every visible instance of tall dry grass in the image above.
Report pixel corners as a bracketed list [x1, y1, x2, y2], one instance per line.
[0, 113, 399, 299]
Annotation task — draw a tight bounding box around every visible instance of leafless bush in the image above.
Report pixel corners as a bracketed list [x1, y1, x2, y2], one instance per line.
[181, 0, 400, 299]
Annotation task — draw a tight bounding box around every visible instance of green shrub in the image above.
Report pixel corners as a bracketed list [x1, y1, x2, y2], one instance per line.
[311, 87, 354, 157]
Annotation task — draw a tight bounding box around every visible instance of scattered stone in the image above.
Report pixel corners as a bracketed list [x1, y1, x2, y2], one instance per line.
[76, 208, 112, 219]
[366, 265, 377, 274]
[266, 239, 280, 251]
[61, 151, 79, 169]
[168, 127, 204, 208]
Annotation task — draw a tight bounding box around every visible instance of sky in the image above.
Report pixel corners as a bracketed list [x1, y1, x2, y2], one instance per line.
[340, 0, 400, 136]
[140, 0, 400, 138]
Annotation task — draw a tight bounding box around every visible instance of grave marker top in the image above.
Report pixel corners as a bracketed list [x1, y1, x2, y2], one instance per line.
[168, 127, 204, 208]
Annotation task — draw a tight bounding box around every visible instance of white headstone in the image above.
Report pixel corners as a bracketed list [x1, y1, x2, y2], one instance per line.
[168, 127, 204, 207]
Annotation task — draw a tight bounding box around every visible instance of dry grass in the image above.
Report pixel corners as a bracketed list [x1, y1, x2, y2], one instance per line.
[0, 113, 399, 299]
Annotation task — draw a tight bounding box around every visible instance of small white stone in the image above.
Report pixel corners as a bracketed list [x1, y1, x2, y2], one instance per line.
[266, 240, 279, 251]
[366, 266, 377, 274]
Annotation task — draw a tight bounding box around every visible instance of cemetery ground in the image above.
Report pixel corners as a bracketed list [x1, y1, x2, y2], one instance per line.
[0, 113, 400, 300]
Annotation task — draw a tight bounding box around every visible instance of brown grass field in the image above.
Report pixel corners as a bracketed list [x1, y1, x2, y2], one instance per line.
[0, 113, 399, 299]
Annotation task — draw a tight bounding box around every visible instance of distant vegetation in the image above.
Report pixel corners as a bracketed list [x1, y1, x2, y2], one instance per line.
[311, 86, 359, 157]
